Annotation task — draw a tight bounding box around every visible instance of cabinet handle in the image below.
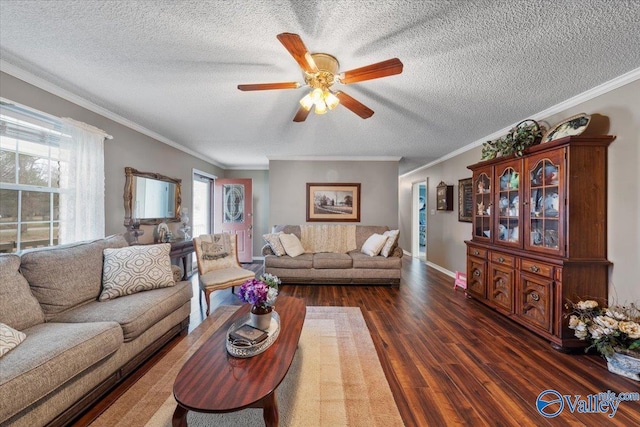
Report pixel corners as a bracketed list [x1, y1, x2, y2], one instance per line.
[531, 292, 540, 302]
[530, 265, 540, 273]
[473, 270, 481, 277]
[474, 250, 480, 256]
[498, 256, 505, 263]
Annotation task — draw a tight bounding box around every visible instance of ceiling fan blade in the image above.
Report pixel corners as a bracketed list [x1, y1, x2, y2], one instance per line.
[293, 106, 311, 122]
[237, 82, 300, 91]
[340, 58, 403, 84]
[335, 91, 374, 119]
[276, 33, 319, 73]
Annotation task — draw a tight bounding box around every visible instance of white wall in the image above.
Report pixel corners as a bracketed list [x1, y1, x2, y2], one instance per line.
[399, 78, 640, 303]
[269, 160, 399, 228]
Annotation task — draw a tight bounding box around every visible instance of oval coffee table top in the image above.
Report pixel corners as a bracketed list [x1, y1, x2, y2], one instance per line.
[173, 296, 306, 413]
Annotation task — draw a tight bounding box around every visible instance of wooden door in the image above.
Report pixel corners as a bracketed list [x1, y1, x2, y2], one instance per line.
[214, 178, 253, 263]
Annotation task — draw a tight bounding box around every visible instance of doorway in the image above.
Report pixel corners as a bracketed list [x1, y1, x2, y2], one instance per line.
[192, 170, 216, 271]
[213, 178, 253, 263]
[412, 180, 427, 261]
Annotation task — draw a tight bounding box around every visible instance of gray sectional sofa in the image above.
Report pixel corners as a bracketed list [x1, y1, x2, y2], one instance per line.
[0, 235, 192, 427]
[263, 225, 402, 285]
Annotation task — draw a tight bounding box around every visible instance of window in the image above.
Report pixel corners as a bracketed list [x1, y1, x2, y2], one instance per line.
[0, 101, 62, 252]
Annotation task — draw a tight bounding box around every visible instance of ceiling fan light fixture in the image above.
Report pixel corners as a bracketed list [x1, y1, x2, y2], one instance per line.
[324, 91, 340, 110]
[299, 93, 314, 111]
[314, 100, 328, 115]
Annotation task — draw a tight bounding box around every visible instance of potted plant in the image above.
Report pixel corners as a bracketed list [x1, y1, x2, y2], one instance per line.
[237, 273, 281, 330]
[566, 299, 640, 380]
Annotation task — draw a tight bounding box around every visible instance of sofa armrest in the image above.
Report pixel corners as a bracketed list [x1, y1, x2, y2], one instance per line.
[262, 244, 275, 256]
[391, 246, 404, 258]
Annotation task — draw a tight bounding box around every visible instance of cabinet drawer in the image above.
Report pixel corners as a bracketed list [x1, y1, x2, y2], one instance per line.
[490, 252, 515, 268]
[521, 259, 553, 278]
[468, 246, 487, 259]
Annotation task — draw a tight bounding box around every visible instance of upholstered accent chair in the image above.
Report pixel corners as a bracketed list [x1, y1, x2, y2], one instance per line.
[193, 233, 255, 315]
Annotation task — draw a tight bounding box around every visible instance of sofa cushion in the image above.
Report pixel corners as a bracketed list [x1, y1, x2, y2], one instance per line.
[262, 232, 286, 256]
[361, 233, 388, 257]
[355, 226, 389, 249]
[380, 230, 400, 257]
[0, 321, 122, 423]
[313, 253, 353, 269]
[20, 234, 128, 320]
[264, 253, 314, 269]
[51, 281, 192, 342]
[0, 323, 26, 358]
[279, 233, 305, 257]
[100, 244, 174, 301]
[0, 254, 45, 330]
[350, 251, 402, 269]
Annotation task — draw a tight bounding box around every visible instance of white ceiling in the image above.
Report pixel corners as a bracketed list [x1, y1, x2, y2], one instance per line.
[1, 1, 639, 174]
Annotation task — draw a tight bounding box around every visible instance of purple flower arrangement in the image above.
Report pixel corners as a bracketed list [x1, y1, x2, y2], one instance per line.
[237, 274, 280, 309]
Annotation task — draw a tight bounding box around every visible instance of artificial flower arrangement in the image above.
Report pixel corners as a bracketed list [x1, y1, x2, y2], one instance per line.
[566, 299, 640, 357]
[237, 273, 281, 310]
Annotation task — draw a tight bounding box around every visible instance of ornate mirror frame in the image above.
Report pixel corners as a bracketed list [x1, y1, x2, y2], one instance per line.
[124, 167, 182, 226]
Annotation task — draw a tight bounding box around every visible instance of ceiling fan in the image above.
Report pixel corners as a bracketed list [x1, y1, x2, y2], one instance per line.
[237, 33, 403, 122]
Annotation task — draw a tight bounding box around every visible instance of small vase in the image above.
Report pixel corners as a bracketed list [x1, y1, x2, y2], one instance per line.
[250, 305, 273, 331]
[606, 351, 640, 381]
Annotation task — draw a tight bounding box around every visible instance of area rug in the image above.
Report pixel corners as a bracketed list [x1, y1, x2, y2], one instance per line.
[89, 306, 404, 427]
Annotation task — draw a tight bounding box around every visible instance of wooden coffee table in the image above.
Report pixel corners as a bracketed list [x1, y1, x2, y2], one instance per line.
[172, 296, 306, 426]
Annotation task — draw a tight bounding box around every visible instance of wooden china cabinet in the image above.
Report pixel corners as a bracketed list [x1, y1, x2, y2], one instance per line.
[465, 135, 615, 350]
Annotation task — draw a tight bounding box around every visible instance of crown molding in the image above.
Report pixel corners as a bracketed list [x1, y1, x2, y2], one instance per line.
[400, 66, 640, 178]
[0, 60, 226, 169]
[268, 155, 401, 162]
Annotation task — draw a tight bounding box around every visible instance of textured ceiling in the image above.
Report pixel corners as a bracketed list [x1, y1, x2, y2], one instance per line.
[1, 1, 639, 174]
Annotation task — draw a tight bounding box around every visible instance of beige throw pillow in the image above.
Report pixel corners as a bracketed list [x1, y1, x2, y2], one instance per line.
[361, 233, 389, 257]
[263, 232, 286, 256]
[380, 229, 400, 257]
[279, 233, 305, 257]
[0, 322, 26, 358]
[100, 244, 174, 301]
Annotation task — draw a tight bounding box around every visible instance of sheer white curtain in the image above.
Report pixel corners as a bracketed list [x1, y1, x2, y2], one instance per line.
[59, 118, 108, 243]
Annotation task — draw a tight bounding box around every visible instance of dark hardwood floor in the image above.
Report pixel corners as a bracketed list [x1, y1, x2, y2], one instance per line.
[75, 256, 640, 426]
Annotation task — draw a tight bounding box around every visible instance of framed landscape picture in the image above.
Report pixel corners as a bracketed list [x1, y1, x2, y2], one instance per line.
[306, 183, 361, 222]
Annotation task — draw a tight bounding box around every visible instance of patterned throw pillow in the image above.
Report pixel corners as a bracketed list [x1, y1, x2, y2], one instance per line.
[263, 232, 286, 256]
[201, 234, 231, 260]
[380, 229, 400, 257]
[100, 244, 174, 301]
[0, 322, 26, 358]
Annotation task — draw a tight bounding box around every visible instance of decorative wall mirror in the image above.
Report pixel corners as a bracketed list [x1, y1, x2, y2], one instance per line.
[124, 167, 182, 226]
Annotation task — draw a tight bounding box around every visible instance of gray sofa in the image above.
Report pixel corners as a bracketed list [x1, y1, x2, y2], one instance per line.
[0, 235, 192, 427]
[263, 225, 402, 285]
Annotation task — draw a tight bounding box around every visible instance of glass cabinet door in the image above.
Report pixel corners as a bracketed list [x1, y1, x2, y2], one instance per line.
[495, 160, 521, 246]
[525, 150, 564, 255]
[473, 170, 492, 240]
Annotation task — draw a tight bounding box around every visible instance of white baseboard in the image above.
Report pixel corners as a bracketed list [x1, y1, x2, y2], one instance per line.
[426, 262, 455, 278]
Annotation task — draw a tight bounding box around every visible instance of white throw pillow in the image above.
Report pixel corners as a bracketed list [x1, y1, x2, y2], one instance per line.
[380, 229, 400, 257]
[263, 232, 286, 256]
[361, 233, 389, 257]
[0, 322, 26, 358]
[279, 233, 305, 257]
[100, 244, 175, 301]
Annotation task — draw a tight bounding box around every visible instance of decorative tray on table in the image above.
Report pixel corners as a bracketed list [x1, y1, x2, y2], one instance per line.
[226, 311, 280, 358]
